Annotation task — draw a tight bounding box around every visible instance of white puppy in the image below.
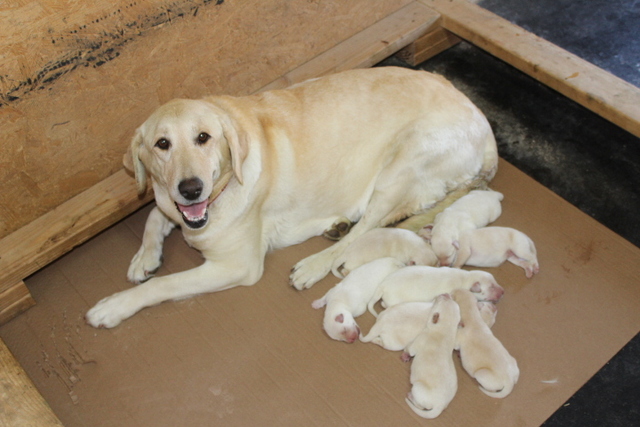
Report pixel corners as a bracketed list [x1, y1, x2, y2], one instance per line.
[452, 288, 519, 398]
[311, 257, 404, 343]
[402, 294, 460, 419]
[420, 190, 503, 266]
[330, 227, 437, 277]
[452, 226, 540, 278]
[360, 299, 497, 351]
[367, 266, 503, 316]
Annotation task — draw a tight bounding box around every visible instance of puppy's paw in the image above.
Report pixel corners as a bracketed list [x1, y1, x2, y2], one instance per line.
[127, 245, 163, 284]
[85, 290, 141, 328]
[289, 252, 333, 290]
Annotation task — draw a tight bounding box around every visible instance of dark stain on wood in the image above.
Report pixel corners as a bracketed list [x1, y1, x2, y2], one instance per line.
[0, 0, 225, 106]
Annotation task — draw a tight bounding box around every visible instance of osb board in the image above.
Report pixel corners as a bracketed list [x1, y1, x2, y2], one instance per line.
[0, 0, 411, 239]
[1, 159, 639, 426]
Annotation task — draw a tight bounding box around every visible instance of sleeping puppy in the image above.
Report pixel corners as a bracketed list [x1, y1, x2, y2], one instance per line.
[420, 190, 503, 266]
[330, 227, 437, 278]
[452, 226, 540, 278]
[367, 266, 503, 316]
[360, 299, 497, 351]
[402, 294, 460, 419]
[86, 66, 498, 328]
[311, 257, 404, 343]
[452, 288, 519, 398]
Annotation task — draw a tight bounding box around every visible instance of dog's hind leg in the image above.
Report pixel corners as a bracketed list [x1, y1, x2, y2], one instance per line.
[127, 206, 176, 284]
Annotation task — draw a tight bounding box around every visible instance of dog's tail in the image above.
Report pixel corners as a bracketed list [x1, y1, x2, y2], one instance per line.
[396, 132, 498, 233]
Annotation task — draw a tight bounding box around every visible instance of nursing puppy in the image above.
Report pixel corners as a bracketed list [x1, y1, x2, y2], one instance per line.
[85, 66, 498, 328]
[420, 190, 503, 266]
[452, 226, 540, 278]
[360, 300, 497, 351]
[331, 227, 437, 278]
[312, 258, 404, 343]
[367, 266, 503, 316]
[452, 289, 519, 398]
[402, 294, 460, 419]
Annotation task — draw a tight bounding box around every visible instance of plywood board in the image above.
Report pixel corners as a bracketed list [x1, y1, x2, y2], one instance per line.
[0, 0, 411, 239]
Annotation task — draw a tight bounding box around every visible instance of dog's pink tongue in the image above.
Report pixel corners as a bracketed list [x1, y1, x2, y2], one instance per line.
[177, 200, 208, 220]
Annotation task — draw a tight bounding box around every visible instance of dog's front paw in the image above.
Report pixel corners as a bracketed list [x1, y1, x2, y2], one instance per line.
[127, 246, 163, 284]
[86, 290, 140, 328]
[289, 251, 333, 290]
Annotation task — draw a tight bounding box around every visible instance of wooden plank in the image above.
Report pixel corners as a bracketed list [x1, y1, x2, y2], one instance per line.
[0, 281, 35, 325]
[419, 0, 640, 138]
[259, 2, 440, 91]
[0, 170, 154, 298]
[0, 337, 64, 426]
[395, 26, 462, 65]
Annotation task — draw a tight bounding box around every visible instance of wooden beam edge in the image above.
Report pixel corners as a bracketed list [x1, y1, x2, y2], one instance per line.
[419, 0, 640, 138]
[258, 1, 441, 91]
[0, 281, 36, 325]
[0, 169, 154, 295]
[0, 337, 64, 426]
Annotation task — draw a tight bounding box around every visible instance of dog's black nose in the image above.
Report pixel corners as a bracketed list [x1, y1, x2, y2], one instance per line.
[178, 177, 204, 200]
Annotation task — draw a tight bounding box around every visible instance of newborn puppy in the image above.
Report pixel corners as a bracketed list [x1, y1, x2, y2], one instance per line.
[312, 257, 404, 342]
[452, 288, 519, 398]
[420, 190, 503, 266]
[452, 226, 540, 278]
[402, 294, 460, 419]
[360, 299, 497, 351]
[359, 301, 434, 350]
[367, 266, 503, 316]
[331, 227, 437, 277]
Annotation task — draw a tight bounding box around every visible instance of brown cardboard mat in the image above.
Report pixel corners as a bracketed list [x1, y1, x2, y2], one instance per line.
[2, 158, 639, 426]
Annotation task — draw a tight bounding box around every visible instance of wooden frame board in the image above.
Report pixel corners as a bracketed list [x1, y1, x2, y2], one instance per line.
[1, 0, 639, 424]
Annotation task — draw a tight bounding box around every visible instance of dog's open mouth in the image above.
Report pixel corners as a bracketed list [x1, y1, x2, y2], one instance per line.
[175, 200, 209, 229]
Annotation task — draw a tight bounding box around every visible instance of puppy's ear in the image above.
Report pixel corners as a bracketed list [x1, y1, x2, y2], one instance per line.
[431, 312, 440, 324]
[220, 114, 248, 185]
[453, 240, 460, 250]
[124, 129, 147, 194]
[418, 224, 433, 241]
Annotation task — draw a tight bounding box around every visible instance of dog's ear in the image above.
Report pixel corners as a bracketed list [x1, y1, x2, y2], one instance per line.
[220, 115, 248, 185]
[452, 240, 460, 250]
[124, 128, 147, 194]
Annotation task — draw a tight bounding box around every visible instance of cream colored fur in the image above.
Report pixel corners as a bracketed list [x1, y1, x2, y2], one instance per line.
[86, 67, 497, 328]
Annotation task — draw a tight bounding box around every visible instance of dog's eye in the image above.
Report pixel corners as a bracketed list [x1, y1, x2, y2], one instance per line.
[155, 138, 171, 150]
[197, 132, 211, 144]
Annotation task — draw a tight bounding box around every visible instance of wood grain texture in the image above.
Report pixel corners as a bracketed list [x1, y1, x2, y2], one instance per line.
[0, 281, 35, 325]
[260, 2, 440, 91]
[0, 337, 63, 426]
[0, 0, 411, 239]
[420, 0, 640, 138]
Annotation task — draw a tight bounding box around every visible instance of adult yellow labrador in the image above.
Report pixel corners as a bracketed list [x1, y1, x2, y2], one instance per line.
[86, 67, 498, 328]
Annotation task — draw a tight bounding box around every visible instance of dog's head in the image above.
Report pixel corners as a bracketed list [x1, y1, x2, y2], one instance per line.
[124, 99, 248, 229]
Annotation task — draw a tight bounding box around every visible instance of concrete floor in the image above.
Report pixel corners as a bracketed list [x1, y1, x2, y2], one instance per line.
[394, 0, 640, 424]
